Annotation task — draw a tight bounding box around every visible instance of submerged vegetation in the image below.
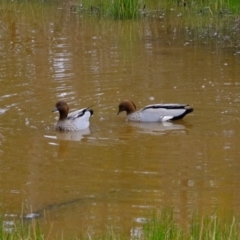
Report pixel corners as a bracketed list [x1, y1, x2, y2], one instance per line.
[1, 210, 240, 239]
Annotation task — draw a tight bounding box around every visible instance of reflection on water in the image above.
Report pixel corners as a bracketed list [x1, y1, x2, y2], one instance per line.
[55, 128, 91, 141]
[45, 128, 91, 142]
[0, 3, 240, 238]
[128, 121, 188, 135]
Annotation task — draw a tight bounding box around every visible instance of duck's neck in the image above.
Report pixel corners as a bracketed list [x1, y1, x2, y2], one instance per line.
[126, 101, 137, 114]
[59, 110, 68, 121]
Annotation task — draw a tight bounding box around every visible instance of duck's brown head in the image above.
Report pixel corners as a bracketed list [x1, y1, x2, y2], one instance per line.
[117, 100, 137, 115]
[52, 100, 69, 120]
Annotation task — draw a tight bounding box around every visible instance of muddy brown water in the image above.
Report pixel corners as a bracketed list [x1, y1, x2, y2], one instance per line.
[0, 4, 240, 238]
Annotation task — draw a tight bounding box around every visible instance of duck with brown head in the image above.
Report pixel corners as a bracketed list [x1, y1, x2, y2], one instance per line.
[117, 99, 193, 122]
[117, 100, 137, 115]
[52, 100, 93, 131]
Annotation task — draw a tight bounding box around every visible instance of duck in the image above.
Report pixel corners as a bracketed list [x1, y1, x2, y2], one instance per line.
[52, 100, 93, 131]
[117, 99, 193, 122]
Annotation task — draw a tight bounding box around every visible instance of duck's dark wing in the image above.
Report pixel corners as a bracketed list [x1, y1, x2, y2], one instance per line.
[67, 108, 93, 120]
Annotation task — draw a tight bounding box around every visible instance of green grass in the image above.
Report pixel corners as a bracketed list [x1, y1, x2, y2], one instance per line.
[0, 0, 240, 18]
[0, 210, 239, 239]
[74, 0, 240, 19]
[79, 0, 141, 19]
[0, 219, 44, 240]
[107, 0, 139, 19]
[144, 210, 240, 240]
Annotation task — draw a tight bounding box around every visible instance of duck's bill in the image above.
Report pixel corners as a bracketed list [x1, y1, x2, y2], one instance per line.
[52, 107, 58, 112]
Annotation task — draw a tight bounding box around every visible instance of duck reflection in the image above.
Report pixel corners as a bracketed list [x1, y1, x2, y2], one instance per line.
[55, 128, 91, 141]
[128, 121, 188, 135]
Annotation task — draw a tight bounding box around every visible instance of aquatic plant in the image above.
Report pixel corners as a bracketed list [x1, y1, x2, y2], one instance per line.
[143, 209, 184, 240]
[107, 0, 140, 19]
[144, 210, 240, 240]
[0, 218, 44, 240]
[0, 210, 239, 239]
[79, 0, 141, 19]
[0, 0, 239, 20]
[75, 0, 240, 19]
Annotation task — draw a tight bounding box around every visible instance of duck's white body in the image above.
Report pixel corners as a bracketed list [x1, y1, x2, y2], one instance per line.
[55, 108, 93, 131]
[53, 101, 93, 131]
[127, 103, 193, 122]
[118, 100, 193, 122]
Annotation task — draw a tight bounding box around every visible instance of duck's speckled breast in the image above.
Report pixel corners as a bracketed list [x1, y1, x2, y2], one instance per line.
[55, 120, 79, 131]
[127, 112, 141, 122]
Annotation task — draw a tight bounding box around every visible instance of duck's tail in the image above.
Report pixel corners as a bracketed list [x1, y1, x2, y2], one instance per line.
[172, 105, 194, 120]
